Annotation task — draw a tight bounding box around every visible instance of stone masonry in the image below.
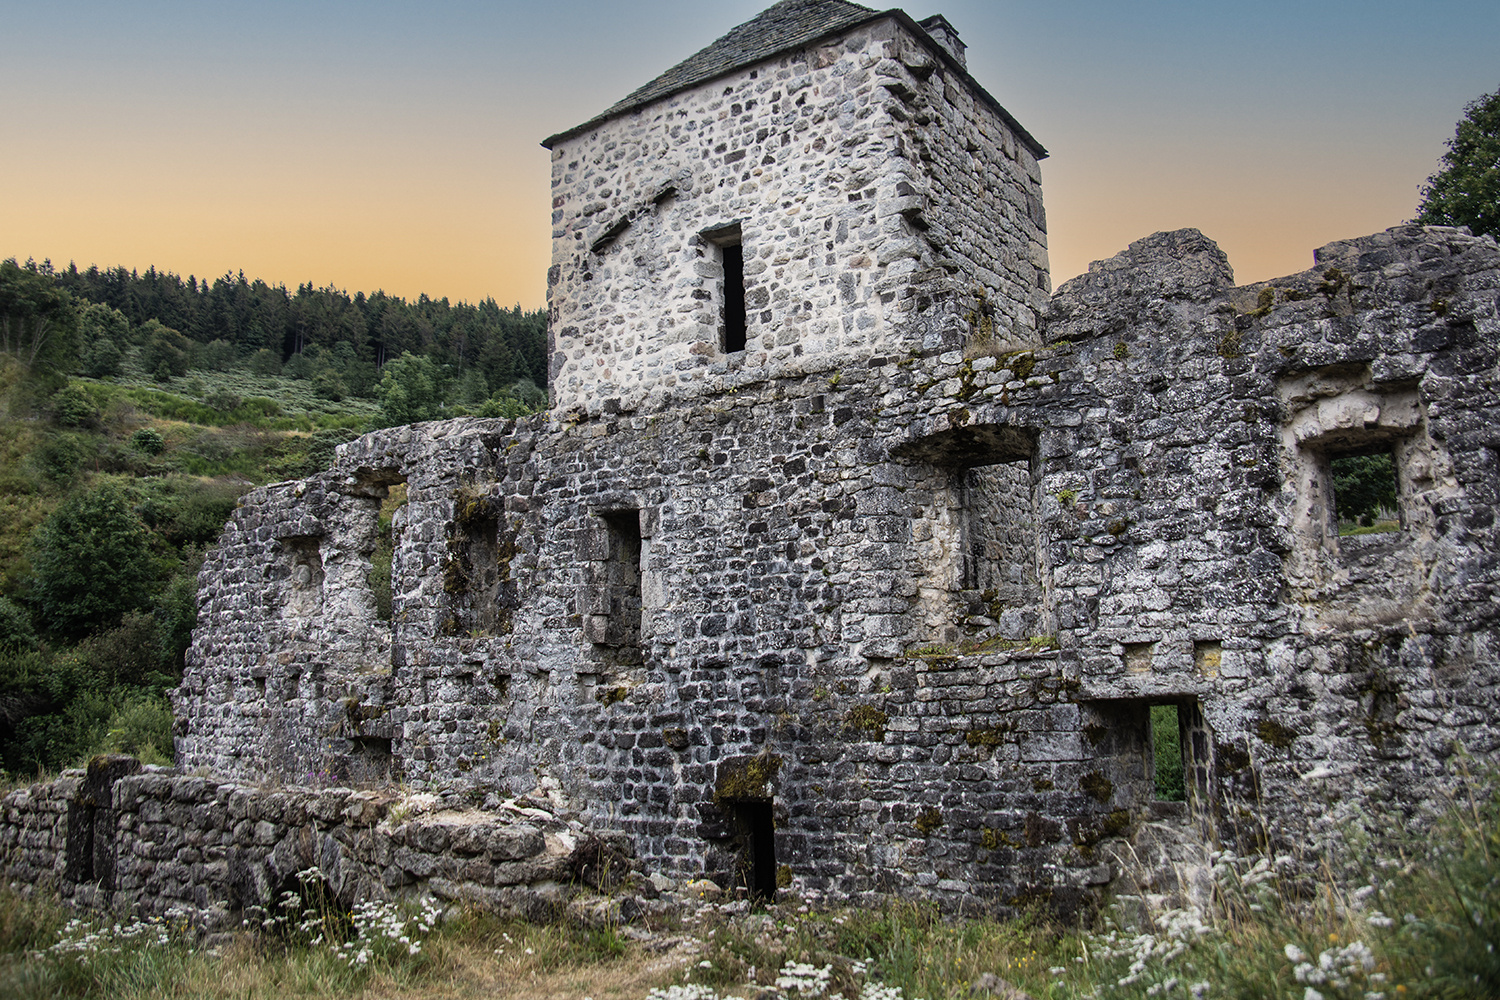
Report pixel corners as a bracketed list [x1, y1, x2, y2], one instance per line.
[10, 1, 1500, 924]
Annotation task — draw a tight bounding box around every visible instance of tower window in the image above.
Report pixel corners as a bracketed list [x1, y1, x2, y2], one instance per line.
[703, 222, 747, 354]
[722, 242, 747, 353]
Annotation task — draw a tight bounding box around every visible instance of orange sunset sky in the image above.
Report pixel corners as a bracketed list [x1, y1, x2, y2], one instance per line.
[3, 0, 1497, 310]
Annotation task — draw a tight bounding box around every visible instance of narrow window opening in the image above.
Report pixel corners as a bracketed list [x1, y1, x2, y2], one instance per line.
[1150, 704, 1185, 802]
[588, 510, 643, 654]
[894, 424, 1043, 646]
[721, 242, 747, 353]
[369, 481, 408, 623]
[730, 799, 777, 904]
[1329, 446, 1399, 536]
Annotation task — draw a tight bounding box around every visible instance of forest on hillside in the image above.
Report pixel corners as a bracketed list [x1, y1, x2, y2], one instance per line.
[0, 257, 549, 779]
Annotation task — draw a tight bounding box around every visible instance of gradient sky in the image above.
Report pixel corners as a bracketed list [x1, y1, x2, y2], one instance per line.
[3, 1, 1496, 309]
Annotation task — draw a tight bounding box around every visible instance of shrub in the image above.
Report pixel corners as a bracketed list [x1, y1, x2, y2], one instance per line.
[102, 694, 174, 764]
[27, 432, 91, 485]
[49, 385, 100, 429]
[0, 596, 36, 650]
[80, 337, 124, 378]
[129, 427, 165, 455]
[28, 481, 156, 639]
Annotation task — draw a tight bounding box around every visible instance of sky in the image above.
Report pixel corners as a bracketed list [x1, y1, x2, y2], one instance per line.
[2, 1, 1496, 310]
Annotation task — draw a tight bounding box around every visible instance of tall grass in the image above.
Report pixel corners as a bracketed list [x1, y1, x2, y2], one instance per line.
[2, 774, 1496, 999]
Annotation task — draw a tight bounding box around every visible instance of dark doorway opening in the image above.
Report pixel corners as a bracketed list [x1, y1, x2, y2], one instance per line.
[730, 799, 776, 904]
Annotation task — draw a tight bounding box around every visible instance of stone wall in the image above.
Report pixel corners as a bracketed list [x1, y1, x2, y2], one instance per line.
[543, 12, 1047, 419]
[176, 223, 1500, 916]
[0, 755, 631, 928]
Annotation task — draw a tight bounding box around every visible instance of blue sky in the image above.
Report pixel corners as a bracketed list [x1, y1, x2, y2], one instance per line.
[2, 0, 1495, 306]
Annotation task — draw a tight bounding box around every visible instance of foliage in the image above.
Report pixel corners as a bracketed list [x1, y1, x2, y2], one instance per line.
[128, 427, 164, 455]
[0, 596, 36, 650]
[1332, 452, 1397, 525]
[27, 482, 157, 639]
[0, 259, 78, 384]
[46, 261, 548, 394]
[48, 385, 100, 429]
[375, 352, 443, 427]
[100, 694, 174, 764]
[1151, 704, 1185, 802]
[1417, 88, 1500, 239]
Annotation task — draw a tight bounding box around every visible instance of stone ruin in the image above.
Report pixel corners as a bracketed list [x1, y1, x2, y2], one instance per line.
[7, 0, 1500, 923]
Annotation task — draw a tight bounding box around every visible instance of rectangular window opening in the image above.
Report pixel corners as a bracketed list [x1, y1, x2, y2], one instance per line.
[1150, 703, 1185, 802]
[721, 241, 747, 353]
[1329, 446, 1399, 537]
[369, 480, 408, 624]
[594, 510, 643, 652]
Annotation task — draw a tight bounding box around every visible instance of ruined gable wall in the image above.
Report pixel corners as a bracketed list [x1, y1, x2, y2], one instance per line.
[545, 16, 1045, 419]
[174, 419, 519, 784]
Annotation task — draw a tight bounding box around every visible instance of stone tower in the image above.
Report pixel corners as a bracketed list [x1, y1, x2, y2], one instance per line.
[541, 0, 1049, 418]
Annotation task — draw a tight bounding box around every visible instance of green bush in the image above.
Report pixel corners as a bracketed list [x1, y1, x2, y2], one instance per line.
[28, 481, 157, 639]
[102, 695, 173, 764]
[0, 596, 37, 651]
[49, 384, 100, 429]
[135, 476, 242, 550]
[80, 337, 124, 378]
[26, 432, 91, 485]
[1151, 704, 1184, 801]
[129, 427, 165, 455]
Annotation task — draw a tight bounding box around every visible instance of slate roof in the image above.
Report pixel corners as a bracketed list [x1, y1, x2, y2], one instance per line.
[541, 0, 1045, 157]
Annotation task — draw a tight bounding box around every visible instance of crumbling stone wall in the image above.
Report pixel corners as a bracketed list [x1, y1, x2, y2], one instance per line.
[0, 755, 629, 928]
[175, 223, 1500, 917]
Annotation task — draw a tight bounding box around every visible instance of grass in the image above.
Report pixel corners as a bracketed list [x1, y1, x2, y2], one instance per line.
[6, 769, 1499, 999]
[1339, 520, 1400, 537]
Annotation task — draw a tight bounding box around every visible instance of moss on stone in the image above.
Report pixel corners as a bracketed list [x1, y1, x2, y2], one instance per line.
[1079, 770, 1113, 804]
[1082, 723, 1109, 746]
[596, 685, 629, 708]
[914, 807, 943, 836]
[1100, 809, 1130, 837]
[843, 704, 889, 740]
[776, 864, 793, 888]
[965, 725, 1010, 748]
[1255, 717, 1298, 749]
[714, 752, 783, 805]
[1217, 329, 1244, 358]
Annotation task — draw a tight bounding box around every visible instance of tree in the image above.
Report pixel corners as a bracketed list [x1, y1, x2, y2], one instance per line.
[28, 482, 157, 639]
[1332, 453, 1398, 525]
[375, 352, 442, 427]
[0, 259, 78, 379]
[1416, 88, 1500, 240]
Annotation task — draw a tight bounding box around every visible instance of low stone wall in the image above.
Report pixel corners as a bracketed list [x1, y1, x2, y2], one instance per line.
[0, 755, 633, 928]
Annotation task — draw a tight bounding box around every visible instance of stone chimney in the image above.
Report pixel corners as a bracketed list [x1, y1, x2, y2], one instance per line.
[918, 14, 966, 69]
